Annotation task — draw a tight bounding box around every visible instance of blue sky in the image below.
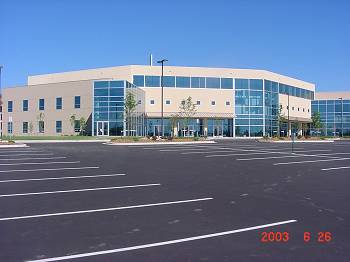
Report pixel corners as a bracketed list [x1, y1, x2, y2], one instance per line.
[0, 0, 349, 91]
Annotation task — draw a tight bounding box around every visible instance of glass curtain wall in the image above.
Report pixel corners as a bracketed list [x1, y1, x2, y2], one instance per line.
[93, 80, 145, 136]
[311, 99, 350, 136]
[235, 79, 264, 137]
[264, 80, 279, 137]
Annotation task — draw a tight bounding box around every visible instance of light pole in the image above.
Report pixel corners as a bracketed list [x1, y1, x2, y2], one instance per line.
[0, 65, 3, 141]
[157, 59, 168, 137]
[339, 97, 343, 137]
[287, 87, 290, 137]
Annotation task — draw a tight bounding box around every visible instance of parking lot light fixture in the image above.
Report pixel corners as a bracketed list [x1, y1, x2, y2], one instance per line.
[157, 59, 168, 137]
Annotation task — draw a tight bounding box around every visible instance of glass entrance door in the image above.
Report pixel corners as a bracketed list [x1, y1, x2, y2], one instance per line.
[213, 125, 223, 137]
[97, 121, 109, 136]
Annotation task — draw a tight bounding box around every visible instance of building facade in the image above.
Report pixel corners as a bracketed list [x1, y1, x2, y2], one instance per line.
[311, 92, 350, 136]
[1, 65, 316, 137]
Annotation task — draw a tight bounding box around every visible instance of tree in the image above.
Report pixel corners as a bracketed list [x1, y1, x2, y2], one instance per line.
[36, 112, 45, 135]
[29, 122, 33, 135]
[169, 113, 179, 137]
[277, 105, 287, 137]
[179, 96, 197, 137]
[124, 92, 137, 136]
[70, 114, 77, 134]
[79, 117, 87, 135]
[311, 112, 323, 136]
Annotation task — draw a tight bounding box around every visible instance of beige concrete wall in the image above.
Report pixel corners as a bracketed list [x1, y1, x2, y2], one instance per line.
[279, 94, 311, 121]
[28, 65, 315, 91]
[315, 92, 350, 100]
[2, 80, 92, 136]
[143, 88, 234, 118]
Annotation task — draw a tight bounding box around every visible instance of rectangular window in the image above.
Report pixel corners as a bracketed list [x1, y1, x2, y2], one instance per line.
[145, 76, 160, 87]
[8, 101, 13, 112]
[249, 79, 263, 90]
[94, 88, 108, 96]
[206, 77, 220, 88]
[8, 122, 13, 134]
[165, 99, 171, 105]
[235, 79, 249, 89]
[133, 75, 144, 87]
[56, 97, 62, 110]
[74, 96, 81, 109]
[211, 101, 216, 106]
[196, 100, 201, 105]
[163, 76, 175, 87]
[221, 78, 233, 89]
[226, 101, 231, 106]
[110, 81, 124, 87]
[23, 100, 28, 111]
[23, 122, 28, 134]
[150, 99, 155, 105]
[38, 121, 45, 133]
[39, 99, 45, 110]
[56, 121, 62, 133]
[191, 77, 205, 88]
[176, 76, 190, 88]
[94, 81, 109, 88]
[110, 88, 124, 96]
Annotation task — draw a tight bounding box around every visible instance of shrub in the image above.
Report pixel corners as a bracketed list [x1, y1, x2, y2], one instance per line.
[297, 135, 303, 139]
[151, 136, 157, 141]
[167, 136, 173, 141]
[193, 137, 199, 141]
[132, 137, 140, 142]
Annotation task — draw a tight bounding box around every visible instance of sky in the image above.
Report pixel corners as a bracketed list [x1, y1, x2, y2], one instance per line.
[0, 0, 349, 91]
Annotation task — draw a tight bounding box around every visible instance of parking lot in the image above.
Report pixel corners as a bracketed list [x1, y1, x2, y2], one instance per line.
[1, 140, 350, 262]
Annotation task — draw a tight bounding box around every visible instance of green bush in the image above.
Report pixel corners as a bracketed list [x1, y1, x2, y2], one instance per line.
[132, 137, 140, 142]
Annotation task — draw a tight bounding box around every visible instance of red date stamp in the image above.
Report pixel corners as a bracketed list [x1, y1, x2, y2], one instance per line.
[260, 231, 333, 243]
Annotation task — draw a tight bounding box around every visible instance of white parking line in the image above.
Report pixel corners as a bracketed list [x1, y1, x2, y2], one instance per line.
[237, 155, 302, 161]
[321, 166, 350, 171]
[0, 157, 67, 161]
[0, 183, 161, 198]
[274, 158, 350, 165]
[26, 219, 297, 262]
[0, 161, 80, 166]
[0, 166, 99, 173]
[0, 173, 126, 183]
[0, 197, 212, 221]
[0, 150, 45, 153]
[0, 153, 54, 157]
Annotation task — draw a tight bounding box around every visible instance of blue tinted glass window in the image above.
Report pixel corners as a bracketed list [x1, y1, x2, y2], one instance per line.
[39, 99, 45, 110]
[271, 82, 278, 93]
[145, 76, 160, 87]
[94, 88, 108, 96]
[133, 75, 144, 87]
[236, 119, 249, 125]
[7, 101, 13, 112]
[176, 76, 190, 88]
[22, 122, 28, 133]
[250, 79, 263, 90]
[250, 126, 263, 136]
[235, 90, 249, 106]
[249, 91, 263, 106]
[74, 96, 81, 109]
[206, 77, 220, 88]
[264, 80, 272, 92]
[250, 119, 263, 125]
[235, 106, 250, 114]
[191, 77, 205, 88]
[23, 100, 28, 111]
[221, 78, 233, 89]
[163, 76, 175, 87]
[235, 79, 249, 89]
[56, 97, 62, 110]
[94, 81, 109, 88]
[110, 81, 124, 87]
[56, 121, 62, 133]
[110, 88, 124, 96]
[250, 107, 263, 114]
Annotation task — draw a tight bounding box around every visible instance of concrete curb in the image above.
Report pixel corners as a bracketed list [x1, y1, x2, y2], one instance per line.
[15, 140, 109, 143]
[105, 141, 216, 146]
[259, 140, 335, 143]
[0, 144, 28, 148]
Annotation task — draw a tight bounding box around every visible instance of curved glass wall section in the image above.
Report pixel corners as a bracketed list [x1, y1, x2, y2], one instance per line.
[93, 80, 145, 136]
[311, 99, 350, 136]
